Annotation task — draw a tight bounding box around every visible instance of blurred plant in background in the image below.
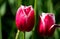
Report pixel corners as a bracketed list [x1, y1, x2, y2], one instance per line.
[0, 0, 60, 39]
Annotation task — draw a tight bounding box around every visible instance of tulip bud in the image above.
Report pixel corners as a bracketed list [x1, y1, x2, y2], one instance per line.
[16, 5, 35, 32]
[38, 13, 55, 36]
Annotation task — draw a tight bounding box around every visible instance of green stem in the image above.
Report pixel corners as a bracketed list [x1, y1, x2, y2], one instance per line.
[32, 0, 37, 39]
[34, 0, 37, 14]
[15, 30, 20, 39]
[0, 14, 2, 39]
[32, 31, 34, 39]
[33, 0, 37, 32]
[23, 32, 25, 39]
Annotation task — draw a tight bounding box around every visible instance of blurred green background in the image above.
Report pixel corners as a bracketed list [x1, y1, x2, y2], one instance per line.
[0, 0, 60, 39]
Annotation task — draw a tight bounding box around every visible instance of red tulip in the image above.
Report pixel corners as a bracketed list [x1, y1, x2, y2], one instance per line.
[16, 5, 35, 32]
[38, 13, 56, 36]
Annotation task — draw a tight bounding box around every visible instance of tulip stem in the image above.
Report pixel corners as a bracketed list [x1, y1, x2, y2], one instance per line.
[54, 24, 60, 27]
[15, 30, 20, 39]
[32, 0, 37, 39]
[0, 16, 2, 39]
[23, 32, 25, 39]
[34, 0, 36, 13]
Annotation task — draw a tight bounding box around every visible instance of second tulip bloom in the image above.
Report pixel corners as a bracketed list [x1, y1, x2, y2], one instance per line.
[38, 13, 55, 36]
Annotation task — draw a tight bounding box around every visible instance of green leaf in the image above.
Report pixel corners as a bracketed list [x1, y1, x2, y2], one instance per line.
[0, 2, 6, 16]
[47, 0, 53, 13]
[8, 0, 15, 5]
[54, 29, 59, 39]
[25, 31, 32, 39]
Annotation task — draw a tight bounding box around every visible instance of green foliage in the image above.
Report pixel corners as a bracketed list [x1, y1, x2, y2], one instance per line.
[0, 2, 6, 16]
[0, 0, 60, 39]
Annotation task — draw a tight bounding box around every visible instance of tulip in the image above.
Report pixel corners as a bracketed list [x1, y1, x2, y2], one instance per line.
[38, 13, 56, 36]
[16, 5, 35, 32]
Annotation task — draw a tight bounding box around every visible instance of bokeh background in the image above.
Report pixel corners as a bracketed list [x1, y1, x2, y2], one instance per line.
[0, 0, 60, 39]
